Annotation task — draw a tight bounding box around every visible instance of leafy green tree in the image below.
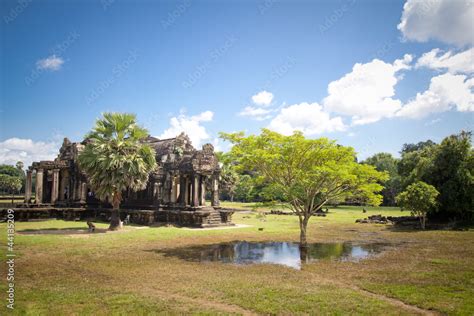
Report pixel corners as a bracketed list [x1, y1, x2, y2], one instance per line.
[221, 129, 387, 246]
[401, 140, 436, 154]
[397, 131, 473, 221]
[396, 181, 439, 229]
[234, 174, 256, 202]
[398, 143, 437, 189]
[362, 153, 401, 205]
[216, 152, 240, 201]
[0, 174, 22, 203]
[0, 164, 25, 178]
[426, 131, 473, 221]
[16, 161, 24, 171]
[78, 113, 157, 230]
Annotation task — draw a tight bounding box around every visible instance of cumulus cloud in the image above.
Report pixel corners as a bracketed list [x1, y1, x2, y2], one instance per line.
[322, 55, 413, 125]
[398, 0, 474, 47]
[416, 48, 474, 74]
[396, 73, 474, 118]
[268, 102, 346, 136]
[36, 55, 64, 71]
[251, 90, 274, 106]
[238, 106, 273, 121]
[158, 111, 214, 147]
[0, 138, 59, 168]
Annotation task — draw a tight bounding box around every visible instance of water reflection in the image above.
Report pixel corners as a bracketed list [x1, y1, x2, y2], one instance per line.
[159, 241, 388, 269]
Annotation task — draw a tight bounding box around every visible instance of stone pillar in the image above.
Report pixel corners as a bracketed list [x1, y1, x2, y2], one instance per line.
[184, 177, 190, 206]
[59, 170, 68, 201]
[153, 181, 161, 206]
[192, 175, 199, 207]
[211, 175, 220, 207]
[35, 169, 44, 204]
[80, 182, 87, 204]
[200, 176, 206, 206]
[74, 179, 80, 201]
[25, 170, 32, 203]
[179, 176, 187, 206]
[51, 169, 60, 204]
[162, 174, 170, 204]
[170, 175, 177, 204]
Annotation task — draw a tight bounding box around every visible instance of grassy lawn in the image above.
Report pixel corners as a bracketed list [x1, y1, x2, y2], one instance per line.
[0, 204, 473, 315]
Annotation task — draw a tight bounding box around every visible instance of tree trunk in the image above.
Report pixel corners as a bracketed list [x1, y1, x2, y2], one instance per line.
[420, 214, 426, 230]
[299, 215, 309, 248]
[109, 191, 123, 231]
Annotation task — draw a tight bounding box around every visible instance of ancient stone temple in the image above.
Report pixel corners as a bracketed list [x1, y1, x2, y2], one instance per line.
[22, 133, 233, 227]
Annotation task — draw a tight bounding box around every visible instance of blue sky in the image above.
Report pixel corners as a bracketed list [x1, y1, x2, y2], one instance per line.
[1, 0, 473, 167]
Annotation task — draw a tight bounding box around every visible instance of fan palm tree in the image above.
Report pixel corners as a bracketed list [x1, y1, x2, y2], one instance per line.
[78, 112, 157, 230]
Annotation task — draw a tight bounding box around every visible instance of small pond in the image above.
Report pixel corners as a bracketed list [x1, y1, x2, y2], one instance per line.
[158, 241, 389, 269]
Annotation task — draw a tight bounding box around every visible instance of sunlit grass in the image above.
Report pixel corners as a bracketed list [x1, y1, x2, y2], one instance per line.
[0, 204, 472, 314]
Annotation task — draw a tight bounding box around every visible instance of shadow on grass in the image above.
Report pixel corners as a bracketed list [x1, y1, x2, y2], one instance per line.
[18, 227, 108, 235]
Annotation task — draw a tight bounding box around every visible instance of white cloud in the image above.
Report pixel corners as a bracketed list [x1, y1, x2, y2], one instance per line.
[398, 0, 474, 47]
[36, 55, 64, 71]
[268, 102, 346, 136]
[396, 73, 474, 118]
[425, 118, 441, 126]
[251, 90, 274, 106]
[416, 48, 474, 74]
[158, 111, 214, 148]
[238, 106, 273, 121]
[322, 55, 413, 125]
[0, 138, 59, 168]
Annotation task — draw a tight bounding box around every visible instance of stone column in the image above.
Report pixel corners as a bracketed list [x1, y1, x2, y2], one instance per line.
[184, 177, 190, 206]
[25, 170, 32, 203]
[80, 182, 87, 204]
[51, 169, 60, 204]
[192, 175, 199, 207]
[211, 175, 220, 207]
[59, 170, 68, 201]
[153, 181, 161, 206]
[35, 169, 44, 204]
[170, 175, 177, 204]
[200, 176, 206, 206]
[74, 179, 80, 201]
[179, 176, 187, 206]
[162, 174, 170, 204]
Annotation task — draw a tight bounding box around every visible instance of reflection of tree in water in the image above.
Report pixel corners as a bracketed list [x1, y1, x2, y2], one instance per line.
[301, 243, 347, 262]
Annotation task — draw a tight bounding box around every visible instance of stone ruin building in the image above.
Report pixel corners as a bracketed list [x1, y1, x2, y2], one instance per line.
[20, 133, 233, 227]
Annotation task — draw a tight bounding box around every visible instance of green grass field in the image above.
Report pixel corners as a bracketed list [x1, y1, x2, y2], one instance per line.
[0, 204, 473, 315]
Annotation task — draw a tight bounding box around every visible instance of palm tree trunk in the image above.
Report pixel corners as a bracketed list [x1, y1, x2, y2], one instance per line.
[109, 191, 122, 231]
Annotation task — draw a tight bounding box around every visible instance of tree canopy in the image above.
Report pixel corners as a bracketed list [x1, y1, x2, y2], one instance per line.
[397, 181, 439, 229]
[362, 153, 401, 206]
[221, 129, 387, 245]
[398, 131, 473, 221]
[78, 112, 157, 230]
